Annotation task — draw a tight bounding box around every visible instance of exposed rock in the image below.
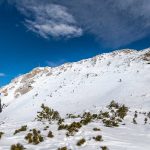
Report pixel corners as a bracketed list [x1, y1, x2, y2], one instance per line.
[14, 84, 33, 98]
[143, 51, 150, 61]
[20, 69, 42, 83]
[1, 88, 8, 96]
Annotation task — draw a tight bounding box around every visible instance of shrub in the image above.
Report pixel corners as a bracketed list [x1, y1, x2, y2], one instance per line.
[25, 129, 44, 145]
[66, 113, 80, 119]
[66, 122, 82, 136]
[93, 128, 101, 131]
[101, 146, 109, 150]
[116, 104, 128, 119]
[101, 112, 110, 118]
[102, 119, 119, 127]
[107, 101, 128, 120]
[93, 135, 103, 141]
[11, 143, 25, 150]
[80, 117, 92, 125]
[80, 112, 93, 125]
[92, 114, 98, 119]
[0, 132, 4, 139]
[36, 104, 61, 123]
[25, 133, 33, 143]
[58, 147, 68, 150]
[107, 100, 119, 109]
[144, 118, 148, 124]
[47, 131, 54, 138]
[76, 138, 86, 146]
[58, 124, 68, 130]
[58, 122, 82, 136]
[100, 101, 129, 127]
[14, 125, 27, 135]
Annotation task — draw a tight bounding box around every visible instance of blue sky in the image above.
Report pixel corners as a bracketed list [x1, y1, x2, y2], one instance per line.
[0, 0, 150, 86]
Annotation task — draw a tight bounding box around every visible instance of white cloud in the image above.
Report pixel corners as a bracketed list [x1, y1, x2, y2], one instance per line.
[11, 1, 83, 39]
[0, 73, 5, 77]
[25, 20, 82, 39]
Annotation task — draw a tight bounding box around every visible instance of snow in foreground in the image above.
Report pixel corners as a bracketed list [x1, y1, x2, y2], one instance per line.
[0, 101, 150, 150]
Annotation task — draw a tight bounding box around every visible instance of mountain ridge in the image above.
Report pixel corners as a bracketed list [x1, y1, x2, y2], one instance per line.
[0, 48, 146, 90]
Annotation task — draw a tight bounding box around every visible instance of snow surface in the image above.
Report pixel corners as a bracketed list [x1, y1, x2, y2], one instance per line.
[0, 48, 150, 150]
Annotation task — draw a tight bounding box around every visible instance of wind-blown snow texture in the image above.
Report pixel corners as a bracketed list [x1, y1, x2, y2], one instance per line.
[0, 49, 150, 150]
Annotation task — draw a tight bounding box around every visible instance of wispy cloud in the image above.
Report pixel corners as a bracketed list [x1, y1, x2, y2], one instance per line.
[8, 1, 82, 39]
[0, 73, 5, 77]
[7, 0, 150, 48]
[61, 0, 150, 48]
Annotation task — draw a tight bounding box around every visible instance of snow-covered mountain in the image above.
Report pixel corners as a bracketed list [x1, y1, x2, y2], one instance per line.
[0, 48, 150, 150]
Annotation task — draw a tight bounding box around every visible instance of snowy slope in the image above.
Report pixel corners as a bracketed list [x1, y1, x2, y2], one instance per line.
[0, 48, 150, 150]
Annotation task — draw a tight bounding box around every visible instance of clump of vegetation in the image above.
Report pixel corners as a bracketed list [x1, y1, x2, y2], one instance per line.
[101, 112, 110, 118]
[25, 129, 44, 145]
[58, 124, 68, 130]
[14, 125, 27, 135]
[99, 101, 129, 127]
[36, 104, 61, 123]
[76, 138, 86, 146]
[93, 128, 101, 131]
[58, 122, 82, 136]
[102, 118, 119, 127]
[144, 117, 148, 124]
[108, 100, 128, 115]
[116, 104, 128, 119]
[93, 135, 103, 141]
[108, 101, 128, 119]
[59, 101, 128, 130]
[66, 113, 80, 119]
[66, 121, 82, 136]
[11, 143, 25, 150]
[107, 100, 119, 109]
[58, 111, 104, 136]
[0, 132, 4, 139]
[47, 131, 54, 138]
[80, 112, 93, 125]
[101, 146, 109, 150]
[58, 146, 68, 150]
